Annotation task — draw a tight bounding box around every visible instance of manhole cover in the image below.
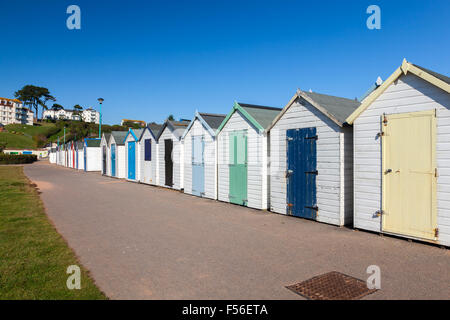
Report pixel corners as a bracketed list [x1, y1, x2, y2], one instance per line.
[286, 271, 378, 300]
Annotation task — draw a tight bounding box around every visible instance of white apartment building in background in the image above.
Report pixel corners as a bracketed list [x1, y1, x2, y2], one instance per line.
[43, 107, 100, 124]
[0, 97, 34, 125]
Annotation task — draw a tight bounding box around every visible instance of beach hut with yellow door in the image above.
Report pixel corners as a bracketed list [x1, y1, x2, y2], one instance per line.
[347, 59, 450, 246]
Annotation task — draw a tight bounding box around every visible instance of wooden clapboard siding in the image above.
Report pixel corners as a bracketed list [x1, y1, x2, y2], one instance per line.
[269, 99, 351, 226]
[139, 130, 158, 185]
[117, 145, 126, 179]
[217, 110, 266, 210]
[353, 73, 450, 246]
[183, 119, 217, 199]
[77, 150, 84, 170]
[158, 126, 182, 190]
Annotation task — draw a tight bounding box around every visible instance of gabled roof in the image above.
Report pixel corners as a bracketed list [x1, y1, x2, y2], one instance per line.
[110, 131, 128, 146]
[217, 102, 282, 134]
[147, 123, 162, 137]
[123, 128, 145, 143]
[347, 59, 450, 124]
[84, 138, 101, 148]
[182, 111, 227, 139]
[156, 119, 190, 141]
[101, 133, 111, 145]
[140, 123, 162, 141]
[268, 89, 361, 130]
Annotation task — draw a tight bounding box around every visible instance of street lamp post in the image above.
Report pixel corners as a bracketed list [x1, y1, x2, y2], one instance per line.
[97, 98, 104, 138]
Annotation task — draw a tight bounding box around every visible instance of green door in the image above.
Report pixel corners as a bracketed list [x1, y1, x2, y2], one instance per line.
[229, 131, 247, 205]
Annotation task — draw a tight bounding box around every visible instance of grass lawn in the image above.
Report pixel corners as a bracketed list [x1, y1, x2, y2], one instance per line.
[0, 132, 36, 149]
[0, 166, 106, 299]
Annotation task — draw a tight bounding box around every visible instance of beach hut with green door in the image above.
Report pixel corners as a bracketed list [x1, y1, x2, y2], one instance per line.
[216, 102, 281, 210]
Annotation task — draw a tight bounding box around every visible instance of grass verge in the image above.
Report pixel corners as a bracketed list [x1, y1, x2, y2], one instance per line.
[0, 166, 106, 299]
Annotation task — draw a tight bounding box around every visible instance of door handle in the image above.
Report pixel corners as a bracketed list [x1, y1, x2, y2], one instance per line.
[385, 169, 392, 174]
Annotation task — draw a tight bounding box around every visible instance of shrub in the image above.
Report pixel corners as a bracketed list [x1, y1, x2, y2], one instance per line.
[0, 154, 38, 164]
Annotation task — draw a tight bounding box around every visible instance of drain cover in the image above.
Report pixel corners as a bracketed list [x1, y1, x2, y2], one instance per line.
[286, 271, 378, 300]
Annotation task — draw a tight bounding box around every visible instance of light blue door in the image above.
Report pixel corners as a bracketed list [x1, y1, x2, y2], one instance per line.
[111, 144, 116, 177]
[128, 141, 136, 180]
[84, 147, 87, 171]
[192, 136, 205, 197]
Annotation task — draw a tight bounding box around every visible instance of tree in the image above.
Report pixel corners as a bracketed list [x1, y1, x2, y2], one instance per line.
[168, 114, 175, 121]
[73, 104, 83, 111]
[51, 103, 64, 111]
[14, 85, 56, 120]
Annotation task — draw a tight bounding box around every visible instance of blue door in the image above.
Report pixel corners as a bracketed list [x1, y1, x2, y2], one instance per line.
[128, 141, 136, 180]
[84, 147, 87, 171]
[111, 144, 116, 177]
[286, 127, 317, 219]
[192, 136, 205, 196]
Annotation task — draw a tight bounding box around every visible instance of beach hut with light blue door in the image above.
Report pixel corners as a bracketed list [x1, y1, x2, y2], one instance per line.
[183, 112, 226, 199]
[268, 89, 359, 226]
[217, 102, 282, 210]
[109, 131, 127, 179]
[138, 123, 162, 185]
[84, 138, 101, 172]
[124, 128, 144, 182]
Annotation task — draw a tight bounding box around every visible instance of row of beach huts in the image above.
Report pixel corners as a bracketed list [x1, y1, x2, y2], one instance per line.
[49, 60, 450, 247]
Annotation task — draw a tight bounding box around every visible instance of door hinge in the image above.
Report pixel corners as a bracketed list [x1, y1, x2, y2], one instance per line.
[377, 131, 385, 137]
[435, 168, 438, 178]
[305, 205, 319, 211]
[434, 228, 439, 238]
[375, 210, 385, 217]
[383, 114, 388, 126]
[305, 170, 318, 175]
[305, 136, 318, 140]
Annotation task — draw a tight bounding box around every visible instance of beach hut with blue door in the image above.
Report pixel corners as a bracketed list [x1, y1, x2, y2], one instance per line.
[83, 138, 101, 172]
[156, 119, 190, 190]
[217, 102, 282, 210]
[76, 141, 84, 170]
[183, 112, 226, 199]
[109, 131, 127, 179]
[268, 89, 359, 226]
[347, 60, 450, 245]
[100, 133, 111, 175]
[139, 123, 162, 185]
[124, 128, 144, 182]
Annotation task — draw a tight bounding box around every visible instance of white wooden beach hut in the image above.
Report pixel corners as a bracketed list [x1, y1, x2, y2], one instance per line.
[138, 123, 162, 185]
[268, 89, 360, 226]
[216, 102, 282, 210]
[346, 59, 450, 246]
[100, 133, 111, 175]
[183, 112, 226, 199]
[76, 141, 84, 170]
[83, 138, 101, 172]
[124, 128, 144, 182]
[156, 119, 190, 190]
[108, 131, 128, 179]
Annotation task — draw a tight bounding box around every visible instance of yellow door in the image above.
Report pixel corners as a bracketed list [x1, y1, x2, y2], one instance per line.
[382, 110, 437, 240]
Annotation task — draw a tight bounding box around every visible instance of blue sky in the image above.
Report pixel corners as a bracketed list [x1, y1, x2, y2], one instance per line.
[0, 0, 449, 125]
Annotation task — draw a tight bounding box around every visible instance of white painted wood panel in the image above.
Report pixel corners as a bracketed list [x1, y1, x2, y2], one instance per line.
[353, 73, 450, 246]
[183, 118, 217, 199]
[217, 110, 266, 210]
[269, 98, 351, 226]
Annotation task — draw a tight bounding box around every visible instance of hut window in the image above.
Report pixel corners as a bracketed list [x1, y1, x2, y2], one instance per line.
[144, 139, 152, 161]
